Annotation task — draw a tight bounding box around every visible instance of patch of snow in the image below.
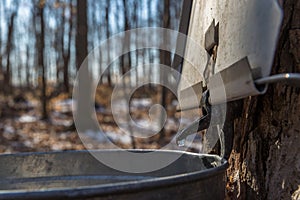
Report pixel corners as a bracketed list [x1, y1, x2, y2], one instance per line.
[164, 118, 179, 130]
[135, 119, 161, 131]
[54, 99, 73, 113]
[106, 132, 132, 144]
[4, 126, 14, 134]
[51, 118, 73, 127]
[24, 140, 33, 148]
[18, 115, 39, 123]
[82, 130, 132, 145]
[130, 98, 152, 108]
[84, 130, 107, 143]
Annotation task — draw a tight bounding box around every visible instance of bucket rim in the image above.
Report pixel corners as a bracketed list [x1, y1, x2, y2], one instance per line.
[0, 149, 228, 199]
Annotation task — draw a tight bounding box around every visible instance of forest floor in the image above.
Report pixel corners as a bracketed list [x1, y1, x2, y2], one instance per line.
[0, 84, 201, 154]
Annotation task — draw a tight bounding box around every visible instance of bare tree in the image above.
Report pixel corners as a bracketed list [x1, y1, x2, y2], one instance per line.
[147, 0, 153, 85]
[62, 1, 73, 93]
[105, 0, 111, 86]
[133, 0, 139, 85]
[159, 0, 171, 139]
[0, 1, 3, 91]
[54, 7, 62, 85]
[75, 0, 97, 133]
[35, 0, 48, 120]
[121, 0, 132, 77]
[76, 0, 87, 71]
[53, 1, 73, 93]
[120, 0, 136, 148]
[25, 44, 30, 88]
[4, 3, 18, 92]
[96, 1, 104, 82]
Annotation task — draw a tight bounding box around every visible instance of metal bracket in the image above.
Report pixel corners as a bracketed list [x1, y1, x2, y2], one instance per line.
[209, 57, 300, 105]
[208, 57, 267, 105]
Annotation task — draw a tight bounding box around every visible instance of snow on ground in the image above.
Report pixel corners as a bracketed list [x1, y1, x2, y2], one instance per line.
[1, 95, 203, 153]
[17, 115, 39, 123]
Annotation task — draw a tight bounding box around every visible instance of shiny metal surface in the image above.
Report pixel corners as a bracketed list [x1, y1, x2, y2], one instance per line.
[0, 150, 228, 200]
[178, 0, 283, 103]
[255, 73, 300, 87]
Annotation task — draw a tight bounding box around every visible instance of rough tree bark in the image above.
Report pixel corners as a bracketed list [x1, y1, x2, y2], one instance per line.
[227, 0, 300, 199]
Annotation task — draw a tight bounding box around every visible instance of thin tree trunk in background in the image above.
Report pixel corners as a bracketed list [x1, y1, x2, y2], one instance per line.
[54, 9, 61, 86]
[0, 1, 3, 91]
[105, 0, 111, 86]
[133, 0, 139, 86]
[159, 0, 171, 139]
[91, 1, 101, 81]
[37, 1, 47, 120]
[55, 50, 60, 84]
[76, 0, 87, 71]
[121, 0, 132, 77]
[32, 0, 38, 91]
[54, 3, 62, 88]
[0, 1, 2, 64]
[227, 0, 300, 199]
[25, 44, 30, 88]
[121, 0, 136, 149]
[62, 2, 73, 94]
[4, 10, 17, 92]
[75, 0, 96, 133]
[138, 1, 146, 83]
[147, 0, 153, 85]
[17, 57, 22, 86]
[60, 5, 66, 91]
[97, 2, 103, 82]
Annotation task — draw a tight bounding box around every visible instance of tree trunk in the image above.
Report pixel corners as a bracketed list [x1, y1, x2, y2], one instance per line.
[147, 0, 153, 85]
[76, 0, 88, 72]
[0, 1, 3, 92]
[121, 0, 132, 77]
[62, 2, 73, 94]
[37, 1, 48, 120]
[75, 0, 96, 133]
[133, 0, 139, 86]
[25, 44, 30, 88]
[227, 0, 300, 199]
[4, 10, 17, 92]
[105, 0, 111, 86]
[120, 0, 136, 149]
[159, 0, 171, 139]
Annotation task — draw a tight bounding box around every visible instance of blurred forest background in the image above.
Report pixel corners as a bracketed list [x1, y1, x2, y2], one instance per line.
[0, 0, 199, 153]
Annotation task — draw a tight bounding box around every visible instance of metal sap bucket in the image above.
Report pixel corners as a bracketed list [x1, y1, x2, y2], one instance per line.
[0, 150, 227, 199]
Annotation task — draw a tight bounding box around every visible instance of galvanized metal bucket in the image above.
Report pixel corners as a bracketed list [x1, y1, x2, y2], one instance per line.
[0, 150, 228, 199]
